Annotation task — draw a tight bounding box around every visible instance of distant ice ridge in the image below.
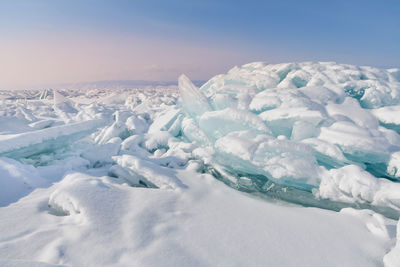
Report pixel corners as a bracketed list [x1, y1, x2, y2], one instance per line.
[177, 62, 400, 213]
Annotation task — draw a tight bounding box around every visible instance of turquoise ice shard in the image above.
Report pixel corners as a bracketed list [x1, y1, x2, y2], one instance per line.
[178, 74, 211, 118]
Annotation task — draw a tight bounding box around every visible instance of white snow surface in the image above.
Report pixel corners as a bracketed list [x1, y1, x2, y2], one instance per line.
[1, 61, 400, 266]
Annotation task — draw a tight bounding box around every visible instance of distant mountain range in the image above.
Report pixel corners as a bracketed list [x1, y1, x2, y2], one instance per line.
[2, 80, 206, 91]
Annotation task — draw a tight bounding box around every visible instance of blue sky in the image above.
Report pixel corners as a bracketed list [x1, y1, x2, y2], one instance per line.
[1, 0, 399, 88]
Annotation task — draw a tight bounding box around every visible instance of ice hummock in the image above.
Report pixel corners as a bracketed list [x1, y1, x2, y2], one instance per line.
[178, 62, 400, 214]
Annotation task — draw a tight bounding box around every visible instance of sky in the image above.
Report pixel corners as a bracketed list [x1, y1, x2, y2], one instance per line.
[0, 0, 399, 89]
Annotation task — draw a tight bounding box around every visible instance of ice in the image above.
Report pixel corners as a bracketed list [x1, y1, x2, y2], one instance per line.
[318, 121, 390, 163]
[301, 138, 349, 167]
[29, 119, 55, 130]
[1, 62, 400, 266]
[81, 141, 121, 166]
[144, 131, 174, 151]
[94, 112, 129, 144]
[125, 115, 148, 134]
[291, 120, 319, 140]
[326, 97, 379, 129]
[372, 105, 400, 130]
[112, 154, 186, 189]
[0, 119, 106, 158]
[317, 165, 379, 204]
[259, 106, 325, 137]
[177, 62, 400, 210]
[210, 93, 237, 110]
[36, 156, 90, 181]
[387, 152, 400, 178]
[39, 88, 50, 100]
[181, 117, 210, 145]
[2, 63, 400, 209]
[120, 135, 144, 152]
[214, 131, 320, 188]
[53, 91, 78, 123]
[148, 108, 181, 134]
[0, 117, 34, 135]
[178, 74, 211, 118]
[199, 108, 271, 139]
[388, 68, 400, 82]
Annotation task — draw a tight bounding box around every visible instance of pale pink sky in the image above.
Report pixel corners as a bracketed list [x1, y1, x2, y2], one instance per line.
[0, 33, 261, 89]
[2, 1, 398, 89]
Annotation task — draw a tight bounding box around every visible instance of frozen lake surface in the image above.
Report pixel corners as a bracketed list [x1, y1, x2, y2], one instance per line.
[0, 62, 400, 266]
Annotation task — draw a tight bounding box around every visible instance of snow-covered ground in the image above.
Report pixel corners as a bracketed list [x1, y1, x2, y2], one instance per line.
[1, 62, 400, 266]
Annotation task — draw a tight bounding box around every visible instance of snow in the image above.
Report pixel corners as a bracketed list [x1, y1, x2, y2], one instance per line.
[0, 61, 400, 266]
[0, 157, 47, 206]
[384, 219, 400, 267]
[0, 169, 396, 266]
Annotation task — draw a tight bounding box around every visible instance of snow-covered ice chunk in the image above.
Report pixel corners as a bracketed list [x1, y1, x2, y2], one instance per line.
[0, 119, 105, 155]
[53, 90, 77, 114]
[120, 135, 143, 152]
[113, 154, 186, 189]
[81, 140, 121, 166]
[387, 152, 400, 179]
[0, 157, 47, 206]
[326, 97, 379, 129]
[388, 68, 400, 81]
[144, 131, 174, 152]
[301, 138, 349, 167]
[28, 119, 55, 130]
[125, 115, 148, 134]
[215, 131, 320, 188]
[318, 121, 390, 163]
[94, 119, 128, 145]
[317, 165, 378, 203]
[317, 165, 400, 210]
[372, 105, 400, 127]
[181, 117, 210, 145]
[148, 108, 181, 134]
